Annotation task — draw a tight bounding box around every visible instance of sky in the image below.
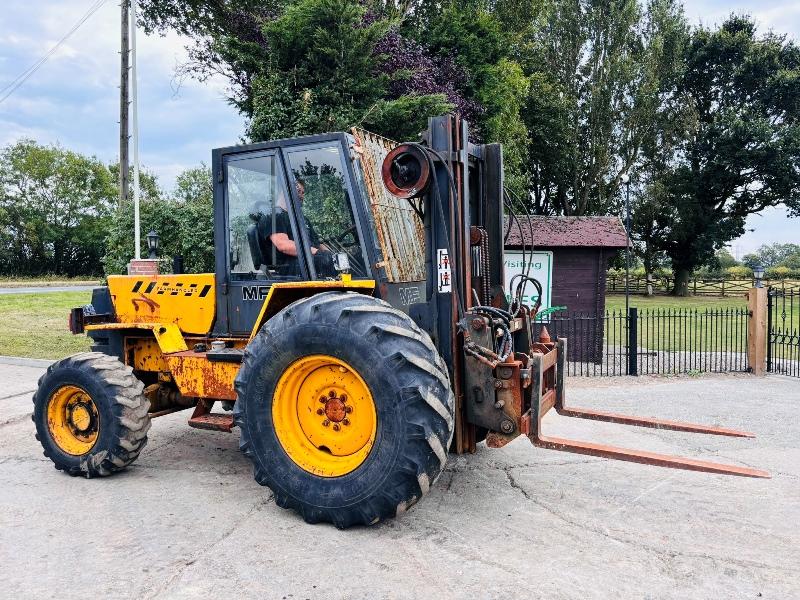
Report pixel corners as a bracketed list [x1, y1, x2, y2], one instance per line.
[0, 0, 797, 256]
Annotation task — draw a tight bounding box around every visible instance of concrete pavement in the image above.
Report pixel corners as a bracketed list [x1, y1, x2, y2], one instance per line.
[1, 364, 798, 599]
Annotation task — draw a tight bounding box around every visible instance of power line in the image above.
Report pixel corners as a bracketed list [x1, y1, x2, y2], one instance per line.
[0, 0, 108, 106]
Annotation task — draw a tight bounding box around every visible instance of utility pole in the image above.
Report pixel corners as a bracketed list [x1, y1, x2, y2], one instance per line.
[119, 0, 130, 208]
[131, 0, 141, 259]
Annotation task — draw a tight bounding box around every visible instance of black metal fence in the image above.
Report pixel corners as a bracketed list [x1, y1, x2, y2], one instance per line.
[768, 288, 800, 378]
[533, 307, 750, 377]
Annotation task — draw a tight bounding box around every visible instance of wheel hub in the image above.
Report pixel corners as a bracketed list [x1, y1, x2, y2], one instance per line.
[320, 391, 351, 425]
[68, 402, 95, 433]
[47, 385, 99, 455]
[273, 355, 376, 477]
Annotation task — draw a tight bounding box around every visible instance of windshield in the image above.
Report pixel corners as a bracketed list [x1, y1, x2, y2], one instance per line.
[285, 144, 368, 278]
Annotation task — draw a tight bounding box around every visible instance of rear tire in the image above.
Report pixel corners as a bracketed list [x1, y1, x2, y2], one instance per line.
[32, 352, 151, 477]
[234, 292, 455, 527]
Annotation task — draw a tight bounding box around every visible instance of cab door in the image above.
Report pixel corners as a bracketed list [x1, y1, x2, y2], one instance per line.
[222, 150, 306, 335]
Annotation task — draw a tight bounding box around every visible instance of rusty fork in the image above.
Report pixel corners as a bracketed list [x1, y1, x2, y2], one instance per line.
[522, 338, 770, 479]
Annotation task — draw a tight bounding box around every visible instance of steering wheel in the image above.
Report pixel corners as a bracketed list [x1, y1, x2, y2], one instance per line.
[325, 225, 358, 247]
[319, 226, 366, 276]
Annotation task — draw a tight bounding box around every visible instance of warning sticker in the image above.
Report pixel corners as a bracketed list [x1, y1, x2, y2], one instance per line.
[437, 248, 452, 293]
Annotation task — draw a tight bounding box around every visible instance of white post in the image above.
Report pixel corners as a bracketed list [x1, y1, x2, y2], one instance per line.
[130, 0, 141, 259]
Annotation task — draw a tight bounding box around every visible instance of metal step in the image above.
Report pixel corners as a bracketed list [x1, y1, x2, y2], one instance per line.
[188, 412, 234, 432]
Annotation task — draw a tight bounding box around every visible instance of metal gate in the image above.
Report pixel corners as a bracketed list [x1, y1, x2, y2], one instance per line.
[767, 287, 800, 377]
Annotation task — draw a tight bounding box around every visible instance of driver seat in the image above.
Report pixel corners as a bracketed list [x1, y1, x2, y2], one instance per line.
[247, 221, 266, 272]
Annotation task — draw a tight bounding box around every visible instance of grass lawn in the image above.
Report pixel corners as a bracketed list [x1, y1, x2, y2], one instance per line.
[605, 294, 746, 311]
[0, 291, 93, 360]
[0, 289, 756, 360]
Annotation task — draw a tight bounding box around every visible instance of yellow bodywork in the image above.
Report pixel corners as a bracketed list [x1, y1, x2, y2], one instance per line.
[164, 351, 241, 401]
[106, 274, 216, 335]
[87, 274, 376, 403]
[248, 275, 376, 340]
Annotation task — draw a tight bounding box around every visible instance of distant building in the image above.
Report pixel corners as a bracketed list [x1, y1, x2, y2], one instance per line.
[505, 216, 629, 362]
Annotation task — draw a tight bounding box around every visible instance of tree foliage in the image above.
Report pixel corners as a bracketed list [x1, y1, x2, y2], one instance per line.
[0, 140, 115, 276]
[742, 243, 800, 270]
[103, 166, 214, 275]
[637, 16, 800, 294]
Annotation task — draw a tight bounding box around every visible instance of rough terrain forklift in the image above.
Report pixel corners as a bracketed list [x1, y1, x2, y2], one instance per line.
[33, 115, 768, 528]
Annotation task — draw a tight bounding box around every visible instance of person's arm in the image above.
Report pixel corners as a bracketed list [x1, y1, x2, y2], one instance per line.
[270, 233, 319, 256]
[270, 233, 298, 256]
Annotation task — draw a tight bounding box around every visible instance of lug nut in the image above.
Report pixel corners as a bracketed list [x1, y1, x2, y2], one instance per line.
[343, 418, 350, 426]
[340, 394, 347, 403]
[322, 420, 330, 427]
[333, 423, 341, 431]
[345, 406, 353, 414]
[500, 420, 514, 434]
[319, 396, 327, 404]
[329, 390, 336, 398]
[316, 408, 324, 415]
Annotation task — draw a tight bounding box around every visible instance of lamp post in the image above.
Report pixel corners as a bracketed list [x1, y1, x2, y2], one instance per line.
[753, 264, 765, 289]
[146, 230, 160, 260]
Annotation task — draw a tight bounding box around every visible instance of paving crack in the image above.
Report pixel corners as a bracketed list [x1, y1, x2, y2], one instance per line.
[500, 466, 798, 574]
[0, 413, 33, 428]
[0, 389, 35, 401]
[143, 496, 273, 599]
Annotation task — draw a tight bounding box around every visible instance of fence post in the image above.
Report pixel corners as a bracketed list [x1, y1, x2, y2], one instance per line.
[747, 287, 768, 376]
[766, 288, 773, 373]
[627, 307, 638, 376]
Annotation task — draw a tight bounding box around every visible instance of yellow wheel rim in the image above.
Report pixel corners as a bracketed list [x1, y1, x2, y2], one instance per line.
[273, 355, 377, 477]
[46, 385, 99, 456]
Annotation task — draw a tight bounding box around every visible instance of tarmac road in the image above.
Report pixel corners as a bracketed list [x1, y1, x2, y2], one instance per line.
[0, 285, 97, 295]
[0, 361, 797, 599]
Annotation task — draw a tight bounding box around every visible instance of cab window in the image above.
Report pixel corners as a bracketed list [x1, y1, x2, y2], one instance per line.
[226, 154, 300, 281]
[285, 144, 368, 278]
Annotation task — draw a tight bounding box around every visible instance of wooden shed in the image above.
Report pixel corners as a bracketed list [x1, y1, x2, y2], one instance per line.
[505, 216, 628, 362]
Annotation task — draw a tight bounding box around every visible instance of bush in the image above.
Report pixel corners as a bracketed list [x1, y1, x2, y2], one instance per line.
[726, 265, 752, 279]
[767, 266, 792, 280]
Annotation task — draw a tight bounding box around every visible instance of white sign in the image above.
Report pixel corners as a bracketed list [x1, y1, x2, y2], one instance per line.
[503, 251, 553, 312]
[436, 248, 452, 293]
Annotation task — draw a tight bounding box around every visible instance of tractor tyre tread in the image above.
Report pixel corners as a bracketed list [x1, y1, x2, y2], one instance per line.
[32, 352, 150, 478]
[234, 291, 454, 528]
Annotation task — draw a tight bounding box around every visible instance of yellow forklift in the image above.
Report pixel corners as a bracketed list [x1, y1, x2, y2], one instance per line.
[33, 116, 767, 528]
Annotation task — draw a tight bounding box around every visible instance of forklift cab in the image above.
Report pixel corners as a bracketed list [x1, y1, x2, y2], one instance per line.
[212, 134, 375, 335]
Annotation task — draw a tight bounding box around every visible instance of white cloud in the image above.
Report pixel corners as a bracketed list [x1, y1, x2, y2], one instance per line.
[0, 0, 242, 190]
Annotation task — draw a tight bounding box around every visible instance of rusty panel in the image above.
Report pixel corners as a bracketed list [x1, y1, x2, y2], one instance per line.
[352, 128, 426, 282]
[128, 337, 169, 373]
[164, 351, 239, 401]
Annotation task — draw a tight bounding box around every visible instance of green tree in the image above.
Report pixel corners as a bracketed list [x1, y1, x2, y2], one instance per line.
[172, 165, 215, 273]
[521, 0, 663, 216]
[742, 243, 800, 269]
[416, 2, 531, 196]
[103, 165, 215, 274]
[0, 140, 115, 276]
[648, 17, 800, 295]
[141, 0, 452, 143]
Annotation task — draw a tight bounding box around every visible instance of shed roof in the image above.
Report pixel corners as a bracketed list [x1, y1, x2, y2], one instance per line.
[505, 216, 629, 249]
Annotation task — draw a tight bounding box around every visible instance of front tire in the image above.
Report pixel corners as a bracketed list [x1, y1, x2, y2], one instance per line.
[234, 292, 455, 527]
[32, 352, 151, 477]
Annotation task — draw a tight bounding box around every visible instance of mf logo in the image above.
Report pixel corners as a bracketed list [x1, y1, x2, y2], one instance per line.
[242, 286, 270, 301]
[398, 285, 422, 306]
